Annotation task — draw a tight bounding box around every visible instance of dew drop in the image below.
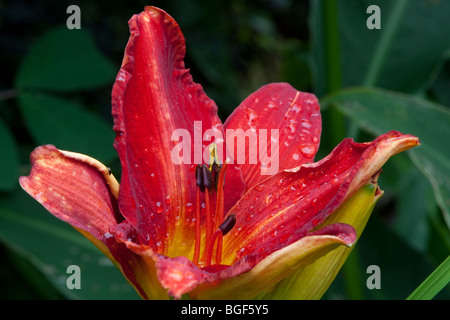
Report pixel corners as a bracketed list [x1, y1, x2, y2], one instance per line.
[301, 119, 312, 129]
[245, 109, 258, 127]
[156, 202, 163, 214]
[255, 184, 265, 192]
[265, 194, 272, 204]
[276, 178, 284, 187]
[186, 202, 193, 213]
[299, 144, 317, 158]
[292, 153, 300, 161]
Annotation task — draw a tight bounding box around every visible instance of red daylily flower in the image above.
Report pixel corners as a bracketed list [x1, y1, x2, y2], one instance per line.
[19, 6, 420, 299]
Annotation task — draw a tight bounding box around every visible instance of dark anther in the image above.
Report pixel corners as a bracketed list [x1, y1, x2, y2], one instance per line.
[211, 162, 221, 190]
[107, 167, 112, 175]
[219, 214, 236, 236]
[195, 164, 213, 193]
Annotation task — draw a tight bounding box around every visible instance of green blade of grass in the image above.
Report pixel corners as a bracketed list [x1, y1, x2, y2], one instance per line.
[407, 255, 450, 300]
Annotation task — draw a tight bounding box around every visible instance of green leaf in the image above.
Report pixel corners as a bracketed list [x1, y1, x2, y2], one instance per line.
[18, 92, 116, 163]
[326, 216, 446, 299]
[407, 255, 450, 300]
[16, 26, 116, 92]
[311, 0, 450, 95]
[323, 87, 450, 229]
[0, 116, 19, 191]
[0, 190, 139, 299]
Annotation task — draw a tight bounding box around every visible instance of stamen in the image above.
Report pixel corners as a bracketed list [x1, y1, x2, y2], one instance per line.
[213, 163, 227, 231]
[215, 234, 223, 265]
[193, 186, 201, 265]
[192, 144, 231, 267]
[205, 229, 221, 267]
[195, 164, 213, 193]
[205, 214, 236, 267]
[204, 188, 212, 249]
[219, 214, 236, 236]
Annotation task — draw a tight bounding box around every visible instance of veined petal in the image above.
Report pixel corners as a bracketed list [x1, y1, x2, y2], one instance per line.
[19, 145, 122, 239]
[224, 83, 321, 189]
[120, 224, 353, 300]
[190, 228, 355, 299]
[111, 6, 231, 256]
[264, 182, 382, 299]
[19, 146, 152, 298]
[222, 131, 420, 264]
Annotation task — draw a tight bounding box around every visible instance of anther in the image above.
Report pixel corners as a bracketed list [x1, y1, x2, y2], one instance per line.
[219, 214, 236, 236]
[211, 162, 221, 190]
[195, 164, 213, 193]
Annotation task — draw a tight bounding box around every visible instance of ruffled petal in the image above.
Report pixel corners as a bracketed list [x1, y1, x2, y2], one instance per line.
[190, 226, 355, 299]
[19, 145, 152, 298]
[223, 83, 321, 189]
[111, 6, 231, 255]
[264, 181, 382, 299]
[221, 131, 420, 264]
[118, 224, 353, 299]
[19, 145, 122, 239]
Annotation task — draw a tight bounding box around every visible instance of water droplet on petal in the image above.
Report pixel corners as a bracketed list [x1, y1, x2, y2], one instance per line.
[255, 184, 265, 192]
[156, 202, 163, 214]
[299, 144, 317, 158]
[301, 119, 312, 129]
[265, 194, 272, 204]
[276, 178, 284, 187]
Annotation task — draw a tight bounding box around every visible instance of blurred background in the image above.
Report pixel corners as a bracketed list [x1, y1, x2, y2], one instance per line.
[0, 0, 449, 299]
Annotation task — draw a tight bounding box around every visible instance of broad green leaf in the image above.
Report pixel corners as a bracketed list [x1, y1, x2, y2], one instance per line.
[326, 216, 448, 299]
[310, 0, 450, 96]
[0, 116, 19, 191]
[407, 255, 450, 300]
[16, 26, 115, 91]
[18, 92, 116, 163]
[0, 190, 139, 299]
[430, 55, 450, 107]
[323, 87, 450, 229]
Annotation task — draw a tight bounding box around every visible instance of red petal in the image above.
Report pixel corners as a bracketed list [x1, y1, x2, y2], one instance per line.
[19, 145, 122, 239]
[19, 145, 153, 298]
[224, 83, 321, 189]
[222, 131, 420, 264]
[153, 223, 355, 299]
[111, 7, 228, 252]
